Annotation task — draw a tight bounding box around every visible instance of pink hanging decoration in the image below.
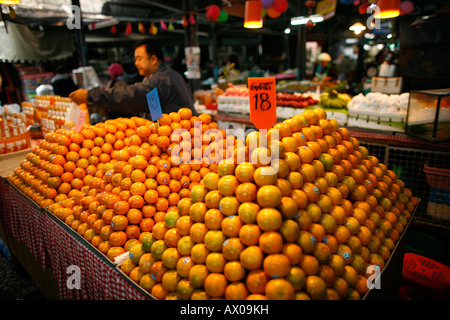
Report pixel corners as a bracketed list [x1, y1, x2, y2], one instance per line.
[189, 14, 196, 25]
[160, 20, 167, 30]
[400, 1, 414, 15]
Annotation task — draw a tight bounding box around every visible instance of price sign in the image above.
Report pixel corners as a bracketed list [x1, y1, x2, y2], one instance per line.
[248, 77, 277, 130]
[146, 88, 163, 122]
[74, 110, 87, 133]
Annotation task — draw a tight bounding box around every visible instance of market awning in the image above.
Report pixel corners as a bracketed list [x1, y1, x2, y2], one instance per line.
[0, 23, 76, 62]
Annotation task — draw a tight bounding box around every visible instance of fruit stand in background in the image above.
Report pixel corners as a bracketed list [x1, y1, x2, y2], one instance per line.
[2, 106, 420, 300]
[21, 95, 90, 137]
[347, 92, 410, 133]
[217, 85, 320, 122]
[0, 108, 32, 155]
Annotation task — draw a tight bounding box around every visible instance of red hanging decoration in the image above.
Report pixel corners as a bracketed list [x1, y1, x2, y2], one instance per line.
[306, 19, 315, 30]
[305, 0, 316, 8]
[182, 16, 189, 27]
[206, 5, 221, 21]
[125, 22, 132, 35]
[110, 25, 117, 34]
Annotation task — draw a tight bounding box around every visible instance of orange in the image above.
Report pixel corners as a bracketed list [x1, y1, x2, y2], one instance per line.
[297, 230, 316, 254]
[218, 196, 240, 216]
[286, 171, 303, 190]
[240, 245, 264, 270]
[313, 242, 332, 265]
[164, 228, 182, 248]
[221, 215, 243, 238]
[189, 222, 208, 243]
[277, 197, 298, 219]
[301, 182, 320, 203]
[235, 182, 257, 203]
[256, 185, 282, 208]
[204, 230, 227, 252]
[204, 273, 227, 298]
[278, 219, 299, 244]
[176, 235, 194, 256]
[276, 178, 292, 197]
[239, 224, 261, 246]
[189, 264, 209, 288]
[107, 246, 126, 262]
[332, 276, 349, 300]
[263, 254, 291, 278]
[259, 231, 284, 254]
[256, 207, 282, 232]
[235, 162, 256, 183]
[205, 252, 226, 273]
[222, 237, 245, 261]
[297, 145, 314, 164]
[337, 244, 354, 265]
[265, 278, 295, 300]
[289, 190, 307, 212]
[217, 175, 239, 197]
[191, 243, 210, 264]
[281, 243, 303, 265]
[223, 261, 246, 282]
[283, 152, 301, 171]
[317, 265, 336, 288]
[305, 275, 327, 300]
[246, 269, 268, 294]
[333, 224, 351, 245]
[253, 166, 277, 187]
[111, 215, 128, 231]
[299, 254, 320, 276]
[205, 190, 222, 210]
[109, 231, 127, 247]
[299, 163, 316, 183]
[287, 266, 307, 292]
[225, 282, 248, 300]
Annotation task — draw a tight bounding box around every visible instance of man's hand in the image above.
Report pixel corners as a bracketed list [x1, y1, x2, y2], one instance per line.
[69, 89, 88, 105]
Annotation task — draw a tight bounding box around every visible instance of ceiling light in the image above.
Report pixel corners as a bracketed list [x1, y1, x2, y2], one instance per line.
[374, 0, 400, 19]
[244, 0, 263, 29]
[0, 0, 21, 4]
[284, 28, 291, 34]
[349, 22, 367, 35]
[291, 14, 323, 26]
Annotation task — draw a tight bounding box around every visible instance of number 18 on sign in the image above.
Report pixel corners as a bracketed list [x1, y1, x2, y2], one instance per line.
[248, 77, 277, 130]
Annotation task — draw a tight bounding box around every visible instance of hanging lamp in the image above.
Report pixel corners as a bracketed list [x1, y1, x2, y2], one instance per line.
[374, 0, 400, 19]
[0, 0, 21, 4]
[349, 22, 367, 34]
[244, 0, 263, 29]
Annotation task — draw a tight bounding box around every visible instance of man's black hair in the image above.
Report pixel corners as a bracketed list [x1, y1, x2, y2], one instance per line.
[134, 39, 164, 61]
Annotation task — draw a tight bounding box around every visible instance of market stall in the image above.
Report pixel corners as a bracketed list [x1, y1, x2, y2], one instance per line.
[1, 0, 449, 302]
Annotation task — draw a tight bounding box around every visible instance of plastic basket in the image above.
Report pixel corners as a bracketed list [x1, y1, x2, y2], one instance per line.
[402, 253, 450, 292]
[424, 160, 450, 190]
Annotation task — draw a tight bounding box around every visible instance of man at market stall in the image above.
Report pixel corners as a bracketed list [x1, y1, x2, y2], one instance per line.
[313, 52, 338, 83]
[69, 39, 197, 117]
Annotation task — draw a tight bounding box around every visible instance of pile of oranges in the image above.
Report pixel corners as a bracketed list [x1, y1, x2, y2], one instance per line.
[8, 107, 418, 300]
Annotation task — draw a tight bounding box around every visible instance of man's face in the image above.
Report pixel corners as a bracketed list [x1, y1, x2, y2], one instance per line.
[134, 45, 156, 77]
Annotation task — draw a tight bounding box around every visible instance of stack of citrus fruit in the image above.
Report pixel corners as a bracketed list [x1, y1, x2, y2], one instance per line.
[8, 107, 418, 300]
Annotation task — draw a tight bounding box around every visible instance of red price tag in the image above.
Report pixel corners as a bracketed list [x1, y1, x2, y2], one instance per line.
[74, 110, 87, 133]
[248, 77, 277, 131]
